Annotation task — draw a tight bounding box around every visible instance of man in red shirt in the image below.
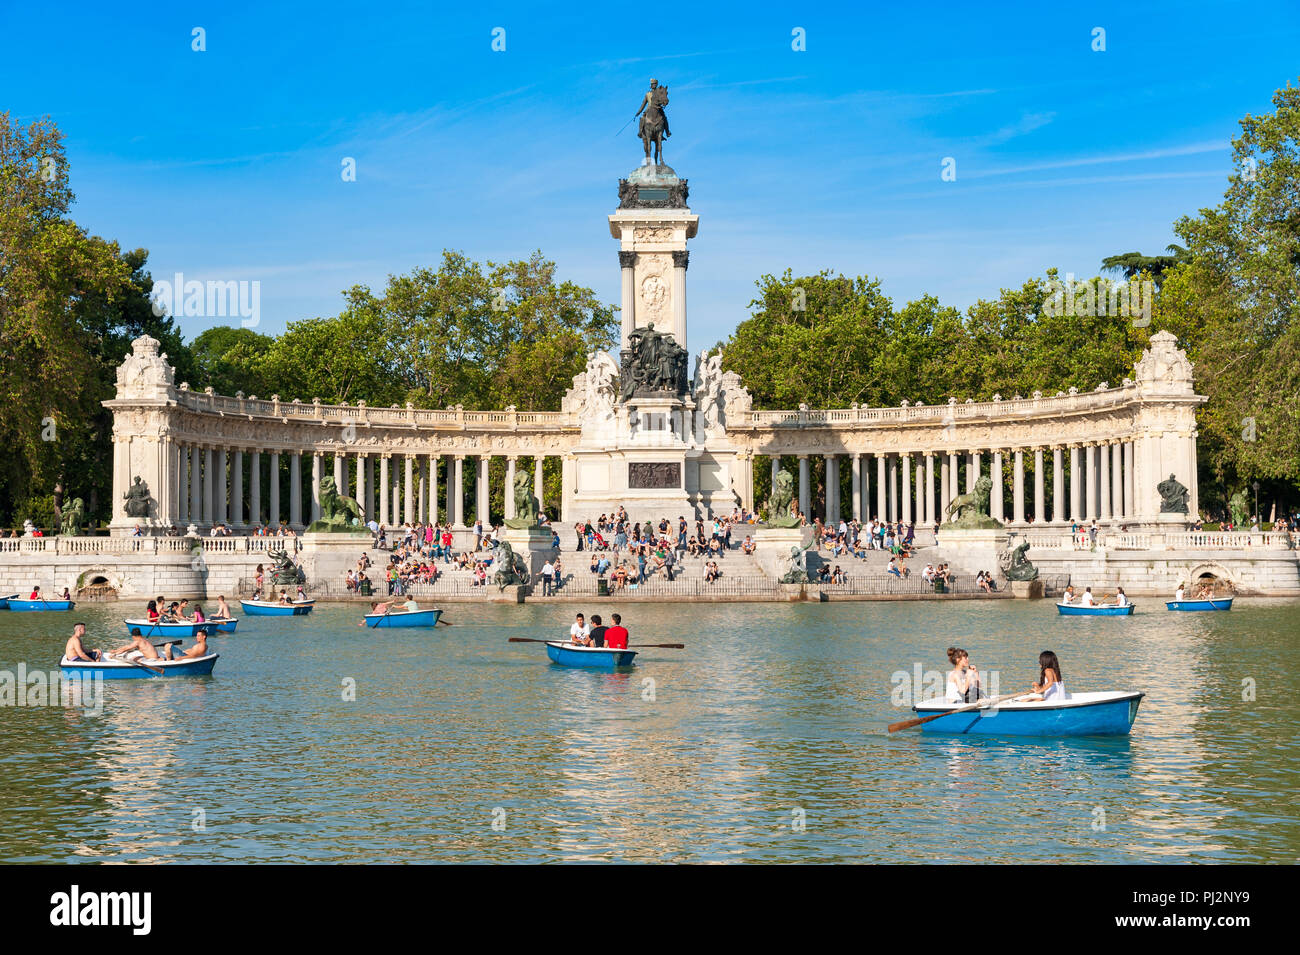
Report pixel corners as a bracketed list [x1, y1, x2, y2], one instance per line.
[604, 613, 629, 650]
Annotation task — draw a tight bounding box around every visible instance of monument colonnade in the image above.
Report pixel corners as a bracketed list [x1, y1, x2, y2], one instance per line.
[106, 337, 1203, 534]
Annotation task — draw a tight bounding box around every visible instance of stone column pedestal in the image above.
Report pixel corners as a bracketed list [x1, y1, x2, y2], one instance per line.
[500, 526, 556, 581]
[754, 526, 813, 580]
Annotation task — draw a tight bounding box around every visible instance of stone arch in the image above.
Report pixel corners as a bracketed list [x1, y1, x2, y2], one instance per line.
[76, 568, 122, 600]
[1186, 562, 1236, 594]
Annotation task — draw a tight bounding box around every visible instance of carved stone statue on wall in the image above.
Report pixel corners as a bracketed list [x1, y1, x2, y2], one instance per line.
[620, 323, 688, 400]
[493, 542, 530, 591]
[779, 541, 815, 584]
[997, 540, 1039, 581]
[122, 477, 155, 519]
[268, 545, 306, 586]
[60, 498, 85, 536]
[1157, 474, 1190, 514]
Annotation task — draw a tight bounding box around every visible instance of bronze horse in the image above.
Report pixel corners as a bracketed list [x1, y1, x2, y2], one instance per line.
[638, 82, 670, 165]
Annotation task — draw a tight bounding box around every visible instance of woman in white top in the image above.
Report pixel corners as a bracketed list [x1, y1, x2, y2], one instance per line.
[1174, 583, 1185, 601]
[945, 647, 981, 703]
[1026, 651, 1066, 701]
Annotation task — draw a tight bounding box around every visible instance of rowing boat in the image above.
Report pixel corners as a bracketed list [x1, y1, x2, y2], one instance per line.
[363, 608, 442, 628]
[1056, 602, 1135, 616]
[912, 691, 1144, 735]
[239, 598, 314, 616]
[123, 618, 239, 637]
[544, 640, 637, 669]
[0, 593, 19, 609]
[5, 598, 75, 612]
[59, 653, 220, 679]
[1166, 597, 1233, 611]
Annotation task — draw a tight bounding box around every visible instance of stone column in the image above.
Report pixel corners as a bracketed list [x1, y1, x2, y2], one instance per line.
[353, 454, 365, 520]
[939, 454, 949, 522]
[379, 456, 389, 526]
[285, 453, 300, 529]
[533, 456, 544, 516]
[418, 458, 428, 523]
[189, 446, 201, 524]
[212, 449, 226, 525]
[1033, 447, 1045, 524]
[1070, 445, 1083, 522]
[901, 454, 912, 524]
[1111, 442, 1124, 520]
[231, 450, 244, 527]
[876, 454, 887, 522]
[619, 251, 636, 344]
[1013, 449, 1025, 524]
[925, 454, 935, 525]
[391, 463, 401, 524]
[1085, 444, 1097, 520]
[403, 455, 414, 524]
[268, 451, 281, 529]
[505, 457, 517, 520]
[991, 449, 1004, 523]
[798, 455, 810, 518]
[1099, 441, 1112, 520]
[850, 454, 861, 522]
[177, 446, 189, 525]
[477, 456, 490, 524]
[1123, 441, 1135, 519]
[1052, 447, 1065, 524]
[966, 451, 979, 493]
[452, 455, 465, 526]
[861, 454, 871, 521]
[365, 455, 375, 521]
[429, 455, 440, 525]
[825, 454, 839, 524]
[947, 452, 959, 516]
[250, 451, 261, 527]
[671, 250, 689, 345]
[887, 456, 897, 521]
[201, 447, 214, 525]
[334, 454, 345, 498]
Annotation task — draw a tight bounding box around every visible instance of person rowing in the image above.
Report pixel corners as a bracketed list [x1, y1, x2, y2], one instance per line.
[605, 613, 629, 649]
[211, 595, 233, 620]
[1079, 587, 1096, 607]
[65, 623, 102, 662]
[108, 630, 162, 661]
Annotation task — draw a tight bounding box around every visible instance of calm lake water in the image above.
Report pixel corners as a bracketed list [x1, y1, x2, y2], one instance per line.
[0, 598, 1296, 863]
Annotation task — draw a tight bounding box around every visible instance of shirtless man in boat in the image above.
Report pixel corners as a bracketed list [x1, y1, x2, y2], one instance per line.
[109, 630, 162, 661]
[211, 595, 233, 620]
[168, 629, 210, 660]
[65, 623, 102, 662]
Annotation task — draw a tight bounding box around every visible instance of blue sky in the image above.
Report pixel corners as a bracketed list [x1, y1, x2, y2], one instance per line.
[4, 1, 1299, 355]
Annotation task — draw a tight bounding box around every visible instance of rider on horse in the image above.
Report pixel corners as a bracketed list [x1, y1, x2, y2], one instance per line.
[636, 79, 670, 139]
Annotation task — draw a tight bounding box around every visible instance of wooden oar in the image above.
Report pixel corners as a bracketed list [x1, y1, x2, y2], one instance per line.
[629, 643, 684, 649]
[106, 653, 165, 677]
[887, 690, 1036, 734]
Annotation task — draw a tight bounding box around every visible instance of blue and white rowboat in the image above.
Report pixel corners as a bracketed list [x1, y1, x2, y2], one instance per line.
[123, 618, 239, 637]
[6, 598, 75, 612]
[913, 691, 1145, 736]
[544, 640, 638, 669]
[1056, 602, 1135, 616]
[60, 653, 220, 679]
[0, 594, 19, 609]
[363, 608, 442, 628]
[240, 599, 314, 616]
[1166, 598, 1233, 611]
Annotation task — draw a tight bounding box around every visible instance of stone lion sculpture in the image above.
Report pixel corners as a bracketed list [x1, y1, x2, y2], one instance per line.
[307, 475, 363, 531]
[946, 475, 1001, 529]
[765, 468, 801, 528]
[60, 498, 85, 536]
[493, 542, 530, 591]
[504, 471, 541, 529]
